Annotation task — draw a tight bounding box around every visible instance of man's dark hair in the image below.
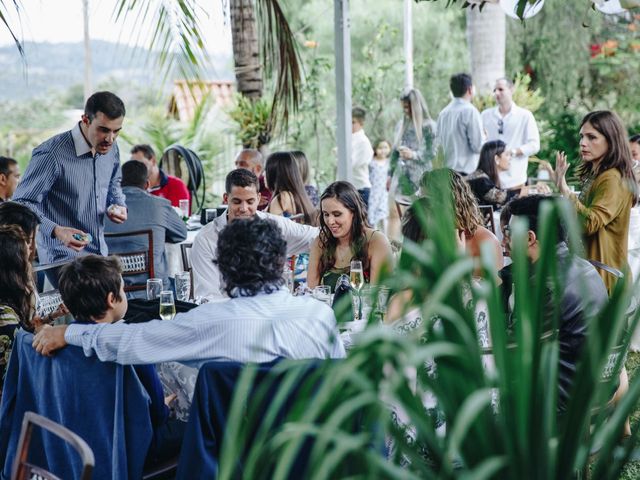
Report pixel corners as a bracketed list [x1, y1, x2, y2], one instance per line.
[450, 73, 473, 98]
[630, 134, 640, 145]
[0, 201, 40, 239]
[131, 144, 156, 160]
[0, 156, 17, 176]
[225, 168, 260, 194]
[216, 218, 286, 297]
[121, 160, 149, 189]
[508, 195, 566, 242]
[84, 91, 126, 121]
[352, 106, 366, 123]
[58, 255, 123, 323]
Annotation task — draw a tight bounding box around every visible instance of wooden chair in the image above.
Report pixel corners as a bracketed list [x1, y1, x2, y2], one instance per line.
[478, 205, 496, 235]
[11, 411, 94, 480]
[105, 229, 155, 293]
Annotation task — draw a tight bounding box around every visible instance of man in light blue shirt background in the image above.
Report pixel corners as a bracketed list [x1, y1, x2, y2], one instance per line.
[436, 73, 485, 175]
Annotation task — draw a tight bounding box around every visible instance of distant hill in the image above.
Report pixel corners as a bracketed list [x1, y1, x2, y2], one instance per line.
[0, 40, 233, 101]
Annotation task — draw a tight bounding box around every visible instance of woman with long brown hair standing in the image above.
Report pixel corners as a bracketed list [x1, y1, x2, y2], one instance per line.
[555, 110, 636, 293]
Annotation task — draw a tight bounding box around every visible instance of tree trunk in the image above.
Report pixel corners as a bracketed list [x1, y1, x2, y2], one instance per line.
[230, 0, 263, 99]
[466, 3, 505, 95]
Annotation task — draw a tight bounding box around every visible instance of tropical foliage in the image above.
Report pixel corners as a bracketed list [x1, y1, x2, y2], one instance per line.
[216, 196, 640, 478]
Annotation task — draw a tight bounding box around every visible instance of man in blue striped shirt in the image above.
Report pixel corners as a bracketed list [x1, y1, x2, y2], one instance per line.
[13, 91, 128, 268]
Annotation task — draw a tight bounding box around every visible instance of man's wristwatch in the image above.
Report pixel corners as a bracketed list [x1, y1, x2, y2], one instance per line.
[510, 148, 518, 157]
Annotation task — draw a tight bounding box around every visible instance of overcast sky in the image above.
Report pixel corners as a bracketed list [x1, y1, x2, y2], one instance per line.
[0, 0, 232, 55]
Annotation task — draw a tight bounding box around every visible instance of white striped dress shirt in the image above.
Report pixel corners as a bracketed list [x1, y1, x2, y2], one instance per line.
[64, 289, 346, 368]
[13, 122, 126, 263]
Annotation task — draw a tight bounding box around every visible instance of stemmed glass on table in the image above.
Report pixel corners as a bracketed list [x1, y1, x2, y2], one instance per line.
[159, 291, 176, 320]
[349, 260, 365, 320]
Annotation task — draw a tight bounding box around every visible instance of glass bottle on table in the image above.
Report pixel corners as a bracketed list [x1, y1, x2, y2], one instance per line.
[159, 290, 176, 320]
[350, 260, 365, 320]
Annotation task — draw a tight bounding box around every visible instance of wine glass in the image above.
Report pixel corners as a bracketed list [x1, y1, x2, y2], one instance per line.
[159, 290, 176, 320]
[350, 260, 364, 320]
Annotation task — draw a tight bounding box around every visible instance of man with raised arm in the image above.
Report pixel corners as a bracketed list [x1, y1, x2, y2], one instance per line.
[32, 217, 345, 366]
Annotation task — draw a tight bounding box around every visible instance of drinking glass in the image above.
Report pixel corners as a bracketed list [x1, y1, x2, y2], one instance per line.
[179, 199, 190, 220]
[377, 286, 391, 320]
[359, 286, 374, 320]
[350, 260, 364, 320]
[175, 271, 191, 302]
[159, 290, 176, 320]
[312, 285, 331, 305]
[146, 278, 163, 301]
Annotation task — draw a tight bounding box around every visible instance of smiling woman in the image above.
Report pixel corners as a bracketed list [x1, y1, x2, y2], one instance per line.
[307, 181, 392, 292]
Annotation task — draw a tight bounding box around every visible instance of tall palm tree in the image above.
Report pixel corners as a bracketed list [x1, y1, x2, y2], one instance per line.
[230, 0, 263, 99]
[466, 2, 505, 94]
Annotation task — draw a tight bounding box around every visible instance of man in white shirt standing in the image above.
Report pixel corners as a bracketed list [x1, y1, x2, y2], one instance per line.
[190, 169, 318, 301]
[436, 73, 484, 174]
[351, 107, 374, 207]
[481, 78, 540, 190]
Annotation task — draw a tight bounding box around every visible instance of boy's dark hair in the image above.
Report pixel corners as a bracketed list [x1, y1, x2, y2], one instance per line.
[58, 255, 123, 323]
[131, 144, 156, 160]
[0, 156, 17, 176]
[352, 106, 366, 123]
[507, 195, 566, 243]
[121, 160, 149, 188]
[216, 218, 286, 297]
[0, 201, 40, 239]
[84, 91, 126, 121]
[225, 168, 260, 194]
[450, 73, 473, 98]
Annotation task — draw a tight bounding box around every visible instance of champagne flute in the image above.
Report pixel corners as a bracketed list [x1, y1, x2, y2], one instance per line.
[159, 290, 176, 320]
[350, 260, 364, 320]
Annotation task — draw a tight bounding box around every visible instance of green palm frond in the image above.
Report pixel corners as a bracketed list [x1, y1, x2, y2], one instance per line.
[255, 0, 302, 130]
[113, 0, 209, 83]
[0, 0, 25, 58]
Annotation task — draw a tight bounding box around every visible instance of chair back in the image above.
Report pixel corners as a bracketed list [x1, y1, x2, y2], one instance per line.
[36, 291, 63, 318]
[478, 205, 496, 235]
[176, 359, 331, 479]
[180, 243, 192, 272]
[11, 411, 94, 480]
[180, 243, 194, 299]
[0, 330, 153, 480]
[105, 229, 155, 292]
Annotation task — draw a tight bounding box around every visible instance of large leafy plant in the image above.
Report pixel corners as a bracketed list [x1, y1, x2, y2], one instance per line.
[214, 194, 640, 479]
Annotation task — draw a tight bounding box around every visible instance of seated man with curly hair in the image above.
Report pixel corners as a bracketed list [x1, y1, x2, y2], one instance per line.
[33, 217, 345, 382]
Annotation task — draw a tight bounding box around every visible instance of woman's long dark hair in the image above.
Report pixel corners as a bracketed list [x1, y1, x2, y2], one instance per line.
[265, 151, 316, 225]
[478, 140, 506, 188]
[318, 181, 371, 276]
[0, 225, 34, 329]
[577, 111, 635, 182]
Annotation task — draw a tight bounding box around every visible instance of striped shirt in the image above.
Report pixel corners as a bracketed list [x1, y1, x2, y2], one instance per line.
[64, 288, 346, 367]
[13, 122, 126, 263]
